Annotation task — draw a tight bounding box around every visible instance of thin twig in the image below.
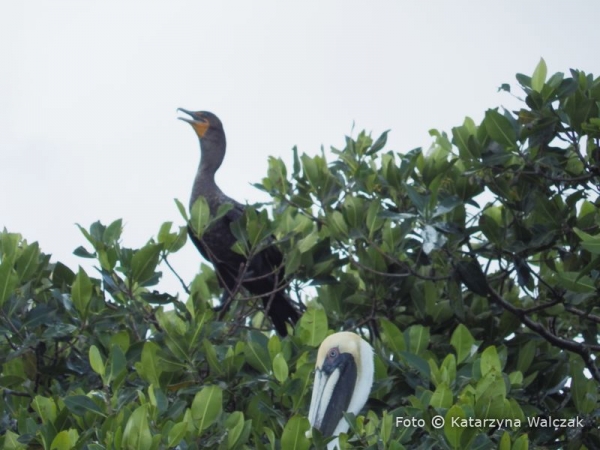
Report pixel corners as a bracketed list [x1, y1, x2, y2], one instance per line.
[163, 255, 190, 295]
[486, 285, 600, 382]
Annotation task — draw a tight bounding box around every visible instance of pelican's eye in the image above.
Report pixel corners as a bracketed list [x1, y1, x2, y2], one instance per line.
[327, 348, 339, 360]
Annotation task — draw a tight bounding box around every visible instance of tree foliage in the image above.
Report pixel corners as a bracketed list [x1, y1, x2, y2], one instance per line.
[1, 61, 599, 449]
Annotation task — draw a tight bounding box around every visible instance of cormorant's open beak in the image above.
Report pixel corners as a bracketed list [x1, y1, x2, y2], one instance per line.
[308, 356, 357, 438]
[177, 108, 209, 138]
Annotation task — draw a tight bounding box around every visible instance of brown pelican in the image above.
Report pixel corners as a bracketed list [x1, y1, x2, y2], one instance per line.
[308, 331, 374, 449]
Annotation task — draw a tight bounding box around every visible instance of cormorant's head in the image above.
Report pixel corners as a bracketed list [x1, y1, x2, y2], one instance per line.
[177, 109, 223, 139]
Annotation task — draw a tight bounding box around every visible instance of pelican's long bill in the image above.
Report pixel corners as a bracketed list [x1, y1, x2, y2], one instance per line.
[308, 332, 374, 448]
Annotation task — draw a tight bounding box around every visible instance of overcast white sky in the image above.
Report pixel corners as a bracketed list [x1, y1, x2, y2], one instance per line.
[2, 1, 600, 296]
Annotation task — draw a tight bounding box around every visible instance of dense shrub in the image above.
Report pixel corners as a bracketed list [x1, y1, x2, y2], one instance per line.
[1, 61, 599, 449]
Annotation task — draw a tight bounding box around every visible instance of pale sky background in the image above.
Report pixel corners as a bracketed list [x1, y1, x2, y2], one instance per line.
[2, 1, 600, 297]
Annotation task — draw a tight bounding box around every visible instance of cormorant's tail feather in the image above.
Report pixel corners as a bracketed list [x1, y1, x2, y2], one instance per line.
[265, 292, 300, 337]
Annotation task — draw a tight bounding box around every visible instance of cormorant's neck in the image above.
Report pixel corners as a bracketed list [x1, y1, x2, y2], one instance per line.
[200, 134, 226, 176]
[190, 135, 226, 208]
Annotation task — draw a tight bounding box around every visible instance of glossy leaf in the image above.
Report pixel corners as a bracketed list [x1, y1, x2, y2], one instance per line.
[225, 411, 245, 449]
[192, 385, 223, 431]
[89, 345, 105, 378]
[281, 415, 310, 450]
[63, 395, 106, 417]
[272, 352, 289, 383]
[122, 404, 153, 450]
[298, 307, 328, 347]
[0, 258, 18, 307]
[50, 429, 79, 450]
[480, 346, 502, 375]
[484, 109, 517, 149]
[15, 241, 40, 281]
[130, 243, 162, 285]
[450, 324, 476, 364]
[380, 319, 406, 356]
[71, 266, 92, 316]
[31, 395, 57, 425]
[531, 58, 547, 92]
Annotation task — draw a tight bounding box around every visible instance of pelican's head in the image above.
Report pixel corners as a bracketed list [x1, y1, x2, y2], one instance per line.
[308, 331, 374, 447]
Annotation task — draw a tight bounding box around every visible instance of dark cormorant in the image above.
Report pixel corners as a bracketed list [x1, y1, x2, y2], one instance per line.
[178, 109, 299, 336]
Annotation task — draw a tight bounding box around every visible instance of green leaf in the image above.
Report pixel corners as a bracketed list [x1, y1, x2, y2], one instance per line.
[71, 266, 92, 316]
[107, 344, 127, 386]
[122, 404, 152, 450]
[480, 346, 501, 375]
[301, 154, 319, 189]
[63, 395, 106, 417]
[89, 345, 105, 378]
[157, 222, 187, 253]
[553, 271, 595, 293]
[0, 232, 20, 264]
[450, 324, 475, 364]
[281, 415, 310, 450]
[190, 196, 210, 237]
[268, 335, 282, 361]
[50, 429, 79, 450]
[531, 58, 547, 92]
[103, 219, 123, 244]
[512, 434, 529, 450]
[498, 431, 511, 450]
[225, 411, 245, 449]
[407, 325, 429, 355]
[135, 342, 163, 386]
[366, 200, 383, 237]
[379, 411, 392, 444]
[574, 227, 600, 254]
[174, 198, 189, 221]
[192, 385, 223, 431]
[52, 261, 76, 285]
[452, 125, 480, 160]
[244, 334, 271, 374]
[571, 361, 597, 414]
[73, 245, 95, 258]
[15, 241, 40, 281]
[264, 426, 276, 450]
[516, 339, 536, 373]
[430, 382, 453, 408]
[298, 307, 328, 347]
[3, 431, 25, 450]
[380, 319, 406, 356]
[167, 421, 188, 448]
[456, 260, 490, 297]
[440, 354, 457, 385]
[479, 209, 503, 245]
[297, 230, 318, 254]
[508, 371, 523, 386]
[367, 130, 389, 155]
[327, 210, 348, 239]
[404, 185, 428, 214]
[203, 339, 224, 377]
[272, 352, 289, 383]
[0, 258, 18, 307]
[516, 73, 532, 89]
[215, 202, 234, 220]
[483, 109, 517, 149]
[475, 372, 507, 419]
[130, 243, 162, 285]
[444, 405, 465, 449]
[31, 395, 57, 425]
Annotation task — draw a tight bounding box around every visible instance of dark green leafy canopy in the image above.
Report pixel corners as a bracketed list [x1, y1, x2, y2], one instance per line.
[1, 61, 599, 449]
